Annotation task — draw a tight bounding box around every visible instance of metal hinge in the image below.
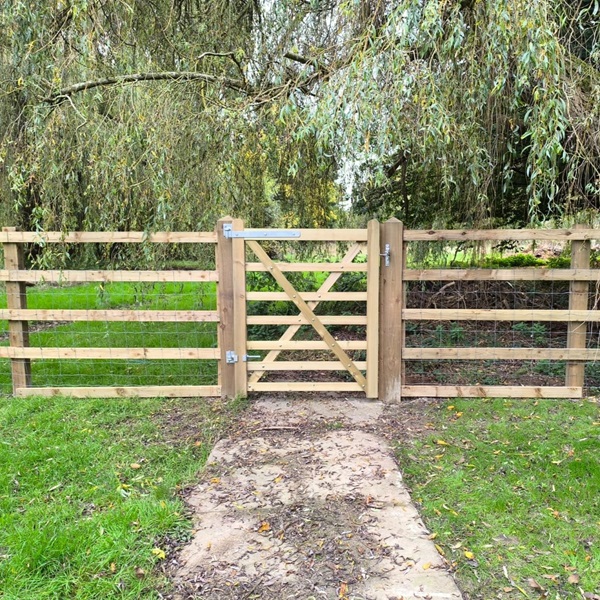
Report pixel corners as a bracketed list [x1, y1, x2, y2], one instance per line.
[222, 224, 301, 239]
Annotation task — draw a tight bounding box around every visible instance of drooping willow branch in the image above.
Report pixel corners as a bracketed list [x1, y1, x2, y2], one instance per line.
[42, 71, 252, 104]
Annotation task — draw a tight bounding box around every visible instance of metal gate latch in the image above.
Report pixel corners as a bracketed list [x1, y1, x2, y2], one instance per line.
[380, 243, 391, 267]
[225, 351, 238, 364]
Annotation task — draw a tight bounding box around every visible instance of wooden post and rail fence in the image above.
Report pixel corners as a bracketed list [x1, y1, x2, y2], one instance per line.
[1, 220, 598, 400]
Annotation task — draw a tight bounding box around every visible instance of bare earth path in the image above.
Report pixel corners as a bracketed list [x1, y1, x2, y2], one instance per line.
[168, 397, 464, 600]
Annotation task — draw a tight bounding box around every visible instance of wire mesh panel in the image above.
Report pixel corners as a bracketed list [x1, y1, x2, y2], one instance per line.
[0, 232, 219, 397]
[402, 231, 600, 398]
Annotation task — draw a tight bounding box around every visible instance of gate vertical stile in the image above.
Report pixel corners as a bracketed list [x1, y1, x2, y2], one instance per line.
[366, 220, 380, 398]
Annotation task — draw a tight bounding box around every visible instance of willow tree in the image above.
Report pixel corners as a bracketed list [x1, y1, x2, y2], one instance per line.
[0, 0, 599, 232]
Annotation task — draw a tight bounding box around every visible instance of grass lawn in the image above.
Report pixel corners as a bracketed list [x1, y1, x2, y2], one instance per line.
[0, 281, 219, 393]
[396, 397, 600, 599]
[0, 394, 246, 599]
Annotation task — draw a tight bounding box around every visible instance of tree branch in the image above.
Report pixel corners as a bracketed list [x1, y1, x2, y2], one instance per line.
[42, 71, 251, 104]
[284, 52, 328, 73]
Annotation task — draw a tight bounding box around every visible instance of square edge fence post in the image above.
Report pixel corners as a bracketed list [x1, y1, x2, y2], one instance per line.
[2, 227, 32, 393]
[378, 219, 404, 402]
[216, 218, 236, 398]
[566, 223, 591, 388]
[231, 218, 248, 397]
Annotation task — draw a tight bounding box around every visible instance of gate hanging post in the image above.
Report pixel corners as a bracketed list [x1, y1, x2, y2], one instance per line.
[378, 219, 404, 402]
[231, 218, 248, 397]
[566, 223, 590, 389]
[2, 227, 32, 394]
[216, 218, 236, 398]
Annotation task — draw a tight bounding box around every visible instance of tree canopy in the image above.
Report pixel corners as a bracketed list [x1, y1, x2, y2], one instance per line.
[0, 0, 599, 232]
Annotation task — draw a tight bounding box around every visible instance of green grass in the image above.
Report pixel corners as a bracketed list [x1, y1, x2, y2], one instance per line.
[0, 282, 219, 393]
[0, 394, 246, 599]
[396, 398, 600, 599]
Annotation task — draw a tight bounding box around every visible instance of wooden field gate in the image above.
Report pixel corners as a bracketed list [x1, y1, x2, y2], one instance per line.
[1, 220, 599, 399]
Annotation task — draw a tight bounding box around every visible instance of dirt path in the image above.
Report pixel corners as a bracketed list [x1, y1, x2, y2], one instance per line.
[167, 397, 463, 600]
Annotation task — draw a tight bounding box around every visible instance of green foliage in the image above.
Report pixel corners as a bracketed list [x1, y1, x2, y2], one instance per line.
[1, 0, 599, 234]
[480, 253, 545, 268]
[512, 322, 548, 345]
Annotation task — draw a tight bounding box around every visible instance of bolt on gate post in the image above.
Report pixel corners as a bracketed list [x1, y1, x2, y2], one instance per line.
[377, 219, 404, 402]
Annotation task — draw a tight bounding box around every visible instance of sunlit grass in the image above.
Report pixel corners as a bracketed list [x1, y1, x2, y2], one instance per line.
[396, 398, 600, 599]
[0, 394, 246, 599]
[0, 282, 218, 394]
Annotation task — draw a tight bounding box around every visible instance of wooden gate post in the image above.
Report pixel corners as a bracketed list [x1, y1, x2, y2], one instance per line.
[216, 217, 247, 397]
[216, 218, 236, 398]
[566, 223, 591, 389]
[2, 227, 32, 394]
[378, 219, 404, 402]
[231, 218, 247, 397]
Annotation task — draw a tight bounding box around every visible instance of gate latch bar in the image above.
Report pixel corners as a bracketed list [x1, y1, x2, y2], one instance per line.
[243, 354, 261, 361]
[223, 224, 301, 239]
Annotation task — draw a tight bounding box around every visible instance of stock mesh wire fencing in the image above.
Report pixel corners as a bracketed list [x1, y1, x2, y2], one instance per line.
[403, 241, 600, 391]
[0, 242, 219, 395]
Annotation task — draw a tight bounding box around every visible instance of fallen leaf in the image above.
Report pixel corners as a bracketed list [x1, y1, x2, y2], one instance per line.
[436, 440, 450, 446]
[110, 562, 116, 573]
[151, 548, 166, 560]
[503, 587, 513, 593]
[464, 551, 475, 560]
[210, 477, 220, 484]
[584, 594, 600, 600]
[134, 567, 145, 579]
[428, 532, 438, 540]
[338, 581, 348, 598]
[542, 574, 559, 583]
[528, 578, 544, 591]
[567, 574, 579, 584]
[422, 562, 432, 570]
[435, 544, 445, 556]
[258, 521, 271, 533]
[130, 463, 141, 470]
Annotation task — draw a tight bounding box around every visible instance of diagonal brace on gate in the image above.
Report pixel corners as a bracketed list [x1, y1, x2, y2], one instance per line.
[247, 240, 367, 390]
[248, 243, 363, 384]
